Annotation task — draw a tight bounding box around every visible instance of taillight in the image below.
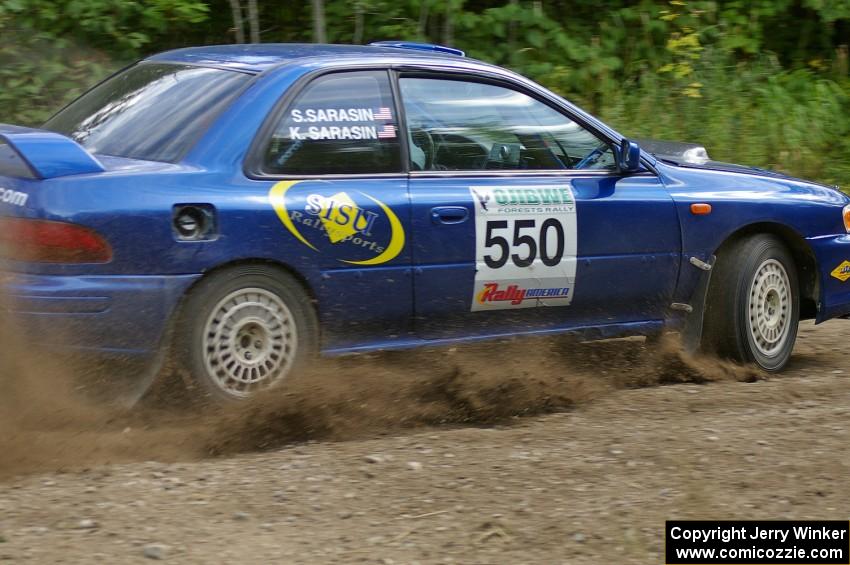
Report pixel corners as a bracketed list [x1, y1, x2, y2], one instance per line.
[0, 218, 112, 263]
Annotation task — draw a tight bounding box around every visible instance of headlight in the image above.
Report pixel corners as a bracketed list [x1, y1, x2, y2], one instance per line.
[844, 204, 850, 233]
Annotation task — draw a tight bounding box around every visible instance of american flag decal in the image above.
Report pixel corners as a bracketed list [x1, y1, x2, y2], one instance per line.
[373, 107, 393, 120]
[377, 124, 396, 139]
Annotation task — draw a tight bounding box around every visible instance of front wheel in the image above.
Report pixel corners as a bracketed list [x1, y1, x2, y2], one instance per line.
[702, 234, 799, 371]
[173, 265, 318, 403]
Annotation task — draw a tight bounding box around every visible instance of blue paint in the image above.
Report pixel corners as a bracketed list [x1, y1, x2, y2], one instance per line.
[0, 125, 105, 179]
[0, 43, 847, 382]
[369, 41, 466, 57]
[408, 174, 681, 339]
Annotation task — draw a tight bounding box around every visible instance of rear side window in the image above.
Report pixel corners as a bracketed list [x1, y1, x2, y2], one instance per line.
[399, 77, 615, 172]
[262, 70, 402, 175]
[44, 63, 251, 163]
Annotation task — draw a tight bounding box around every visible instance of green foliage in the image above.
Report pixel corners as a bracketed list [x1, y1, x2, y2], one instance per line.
[0, 0, 208, 124]
[1, 0, 208, 53]
[1, 0, 850, 188]
[601, 58, 850, 187]
[657, 1, 707, 97]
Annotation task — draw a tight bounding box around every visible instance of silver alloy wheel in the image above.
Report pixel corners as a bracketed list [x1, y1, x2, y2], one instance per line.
[202, 287, 297, 397]
[746, 258, 792, 357]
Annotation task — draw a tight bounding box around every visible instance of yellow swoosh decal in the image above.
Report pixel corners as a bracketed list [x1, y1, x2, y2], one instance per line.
[341, 192, 405, 265]
[268, 180, 318, 252]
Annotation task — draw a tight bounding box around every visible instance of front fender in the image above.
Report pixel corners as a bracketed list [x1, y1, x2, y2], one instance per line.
[656, 162, 849, 321]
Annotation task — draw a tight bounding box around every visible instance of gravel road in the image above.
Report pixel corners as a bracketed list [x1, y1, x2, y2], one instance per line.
[1, 320, 848, 563]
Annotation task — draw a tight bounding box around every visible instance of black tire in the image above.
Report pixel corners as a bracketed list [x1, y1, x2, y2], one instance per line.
[172, 265, 319, 403]
[702, 234, 799, 371]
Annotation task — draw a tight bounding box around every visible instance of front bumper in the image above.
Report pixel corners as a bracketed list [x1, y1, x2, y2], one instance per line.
[0, 272, 200, 357]
[810, 234, 850, 321]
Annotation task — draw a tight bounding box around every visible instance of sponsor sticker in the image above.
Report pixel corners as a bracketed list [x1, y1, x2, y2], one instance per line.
[286, 107, 396, 141]
[0, 187, 27, 207]
[469, 185, 577, 311]
[476, 283, 571, 306]
[290, 107, 392, 123]
[831, 260, 850, 282]
[268, 180, 405, 266]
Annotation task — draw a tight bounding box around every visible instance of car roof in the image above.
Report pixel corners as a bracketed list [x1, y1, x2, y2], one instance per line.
[144, 42, 633, 159]
[146, 43, 469, 74]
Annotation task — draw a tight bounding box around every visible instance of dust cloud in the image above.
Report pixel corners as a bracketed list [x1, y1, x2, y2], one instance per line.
[0, 309, 759, 478]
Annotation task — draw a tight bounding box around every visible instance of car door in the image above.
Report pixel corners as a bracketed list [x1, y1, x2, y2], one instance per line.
[250, 69, 413, 348]
[397, 73, 681, 339]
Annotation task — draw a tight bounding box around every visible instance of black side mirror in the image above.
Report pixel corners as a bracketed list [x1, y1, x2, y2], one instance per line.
[617, 138, 642, 173]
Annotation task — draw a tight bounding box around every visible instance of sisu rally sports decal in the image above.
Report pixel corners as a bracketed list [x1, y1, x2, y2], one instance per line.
[469, 185, 577, 311]
[268, 180, 405, 265]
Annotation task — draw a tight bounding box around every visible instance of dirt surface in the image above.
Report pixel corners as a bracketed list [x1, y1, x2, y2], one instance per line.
[1, 320, 849, 563]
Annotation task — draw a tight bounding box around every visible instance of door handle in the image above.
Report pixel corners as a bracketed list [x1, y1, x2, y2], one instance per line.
[431, 206, 469, 225]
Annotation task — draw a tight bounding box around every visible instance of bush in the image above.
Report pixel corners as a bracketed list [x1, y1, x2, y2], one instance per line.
[597, 58, 850, 188]
[1, 0, 848, 190]
[0, 0, 207, 125]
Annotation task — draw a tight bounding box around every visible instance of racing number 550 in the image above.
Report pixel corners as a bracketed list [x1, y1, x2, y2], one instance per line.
[482, 218, 565, 269]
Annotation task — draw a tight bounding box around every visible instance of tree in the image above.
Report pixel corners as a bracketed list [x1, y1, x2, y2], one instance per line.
[227, 0, 260, 43]
[0, 0, 208, 124]
[247, 0, 260, 43]
[312, 0, 327, 43]
[228, 0, 245, 43]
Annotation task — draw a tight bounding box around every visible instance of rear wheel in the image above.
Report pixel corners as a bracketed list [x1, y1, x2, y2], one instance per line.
[702, 234, 799, 371]
[174, 265, 318, 402]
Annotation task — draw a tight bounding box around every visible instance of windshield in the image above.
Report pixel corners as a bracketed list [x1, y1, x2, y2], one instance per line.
[44, 63, 251, 163]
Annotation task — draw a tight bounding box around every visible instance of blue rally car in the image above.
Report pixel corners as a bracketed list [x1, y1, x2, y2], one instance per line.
[1, 42, 850, 402]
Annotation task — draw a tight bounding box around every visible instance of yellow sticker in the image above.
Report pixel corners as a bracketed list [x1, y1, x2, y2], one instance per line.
[268, 180, 405, 266]
[831, 260, 850, 282]
[317, 191, 362, 243]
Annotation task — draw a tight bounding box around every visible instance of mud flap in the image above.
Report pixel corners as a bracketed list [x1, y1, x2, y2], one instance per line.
[679, 255, 717, 353]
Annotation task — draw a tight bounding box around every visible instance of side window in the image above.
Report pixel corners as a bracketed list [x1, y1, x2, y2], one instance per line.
[399, 77, 616, 172]
[262, 70, 401, 175]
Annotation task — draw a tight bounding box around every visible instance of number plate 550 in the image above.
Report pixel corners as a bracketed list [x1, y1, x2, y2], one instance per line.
[483, 218, 565, 269]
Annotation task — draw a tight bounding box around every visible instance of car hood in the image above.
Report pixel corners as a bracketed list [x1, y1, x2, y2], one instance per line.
[638, 138, 839, 188]
[637, 139, 711, 165]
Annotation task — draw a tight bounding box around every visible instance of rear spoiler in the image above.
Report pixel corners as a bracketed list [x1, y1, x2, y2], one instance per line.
[0, 124, 105, 179]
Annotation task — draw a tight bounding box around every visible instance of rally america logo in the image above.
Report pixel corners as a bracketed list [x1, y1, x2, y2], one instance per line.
[476, 283, 571, 306]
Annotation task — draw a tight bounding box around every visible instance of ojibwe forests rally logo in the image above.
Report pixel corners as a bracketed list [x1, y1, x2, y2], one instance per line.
[268, 180, 405, 265]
